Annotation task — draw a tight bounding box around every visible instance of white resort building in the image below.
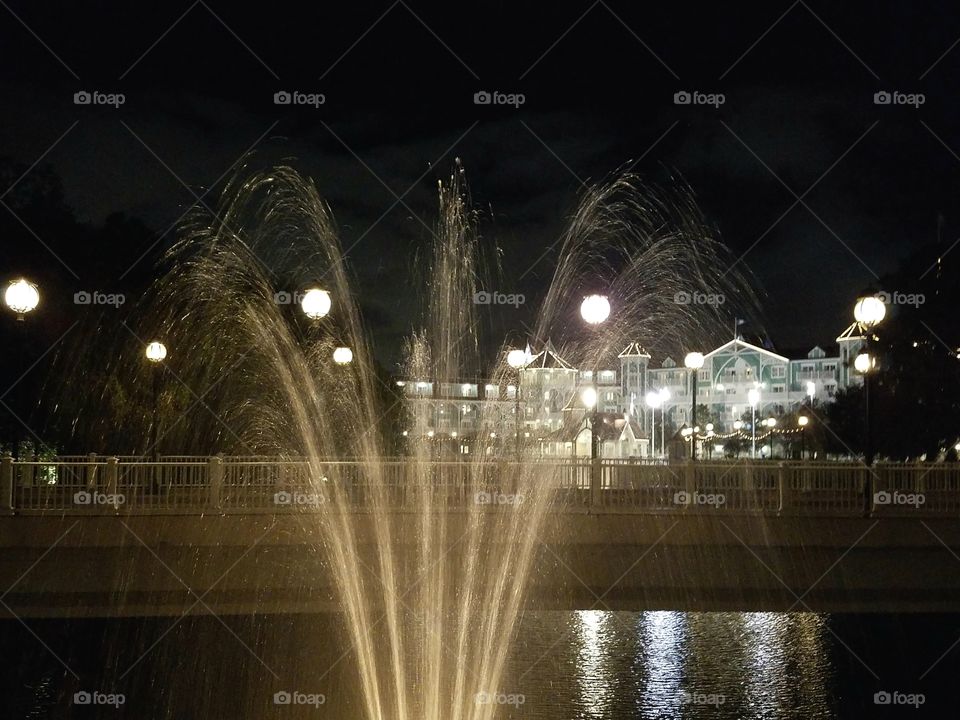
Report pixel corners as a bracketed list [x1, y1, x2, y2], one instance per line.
[398, 324, 868, 459]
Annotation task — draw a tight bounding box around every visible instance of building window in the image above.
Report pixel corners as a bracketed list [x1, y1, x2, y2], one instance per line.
[772, 366, 785, 378]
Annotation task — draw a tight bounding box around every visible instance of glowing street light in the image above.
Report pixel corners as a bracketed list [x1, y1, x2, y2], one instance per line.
[684, 352, 705, 460]
[4, 278, 39, 320]
[581, 386, 598, 409]
[301, 288, 332, 320]
[854, 295, 886, 328]
[854, 352, 873, 374]
[579, 294, 610, 325]
[145, 341, 167, 363]
[332, 346, 353, 365]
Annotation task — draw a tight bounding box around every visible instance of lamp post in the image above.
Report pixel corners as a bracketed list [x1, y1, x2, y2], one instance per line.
[4, 279, 40, 460]
[748, 388, 760, 459]
[645, 390, 662, 460]
[580, 295, 610, 460]
[684, 352, 705, 460]
[507, 348, 531, 461]
[853, 295, 885, 465]
[765, 416, 777, 459]
[332, 346, 353, 365]
[145, 341, 167, 460]
[798, 414, 809, 459]
[658, 388, 670, 457]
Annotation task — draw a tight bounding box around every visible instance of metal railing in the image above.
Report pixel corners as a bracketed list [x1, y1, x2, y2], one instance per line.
[2, 456, 959, 517]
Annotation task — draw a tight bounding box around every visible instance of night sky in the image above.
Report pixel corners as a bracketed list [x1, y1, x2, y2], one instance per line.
[2, 1, 958, 366]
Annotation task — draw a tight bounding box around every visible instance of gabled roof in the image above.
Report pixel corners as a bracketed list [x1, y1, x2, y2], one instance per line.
[836, 322, 866, 342]
[528, 341, 576, 370]
[704, 338, 789, 364]
[618, 342, 651, 358]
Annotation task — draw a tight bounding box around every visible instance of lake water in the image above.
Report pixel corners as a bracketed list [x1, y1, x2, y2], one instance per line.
[1, 611, 953, 718]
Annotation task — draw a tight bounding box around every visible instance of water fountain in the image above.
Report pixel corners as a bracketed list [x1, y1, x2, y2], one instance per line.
[43, 160, 757, 718]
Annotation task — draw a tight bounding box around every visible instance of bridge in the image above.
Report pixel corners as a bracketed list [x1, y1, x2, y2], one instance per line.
[2, 457, 960, 618]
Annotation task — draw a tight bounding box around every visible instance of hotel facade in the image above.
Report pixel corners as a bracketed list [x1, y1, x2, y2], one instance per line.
[398, 322, 869, 459]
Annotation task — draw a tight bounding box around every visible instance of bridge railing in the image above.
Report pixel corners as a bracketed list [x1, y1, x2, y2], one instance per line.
[2, 455, 959, 516]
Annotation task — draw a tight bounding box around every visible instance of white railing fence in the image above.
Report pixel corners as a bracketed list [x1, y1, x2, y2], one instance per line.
[2, 456, 959, 516]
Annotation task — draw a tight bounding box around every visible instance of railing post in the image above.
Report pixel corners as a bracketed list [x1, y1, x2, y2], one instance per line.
[684, 460, 696, 512]
[86, 452, 98, 489]
[777, 462, 789, 514]
[208, 456, 223, 510]
[1, 455, 13, 512]
[590, 459, 602, 508]
[105, 457, 118, 504]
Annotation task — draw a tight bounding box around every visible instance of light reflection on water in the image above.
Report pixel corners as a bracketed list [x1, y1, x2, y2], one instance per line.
[7, 611, 903, 718]
[510, 611, 834, 719]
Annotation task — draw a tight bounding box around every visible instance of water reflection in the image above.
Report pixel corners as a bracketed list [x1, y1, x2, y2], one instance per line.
[638, 611, 686, 717]
[562, 611, 833, 719]
[575, 610, 616, 718]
